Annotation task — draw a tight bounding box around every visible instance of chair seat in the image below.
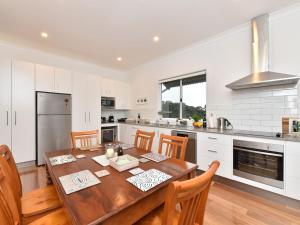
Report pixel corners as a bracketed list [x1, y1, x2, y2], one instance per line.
[134, 205, 180, 225]
[22, 185, 62, 217]
[28, 208, 70, 225]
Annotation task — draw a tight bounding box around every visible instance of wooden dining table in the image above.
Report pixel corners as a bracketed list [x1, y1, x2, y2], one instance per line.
[44, 145, 198, 225]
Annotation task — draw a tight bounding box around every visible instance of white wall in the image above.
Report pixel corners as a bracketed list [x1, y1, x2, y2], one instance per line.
[0, 41, 128, 81]
[128, 3, 300, 132]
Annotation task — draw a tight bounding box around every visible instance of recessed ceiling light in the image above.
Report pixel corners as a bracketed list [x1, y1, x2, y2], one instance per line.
[153, 36, 160, 42]
[41, 32, 48, 38]
[117, 57, 122, 62]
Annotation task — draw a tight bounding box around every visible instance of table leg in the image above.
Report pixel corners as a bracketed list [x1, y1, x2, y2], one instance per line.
[45, 164, 53, 185]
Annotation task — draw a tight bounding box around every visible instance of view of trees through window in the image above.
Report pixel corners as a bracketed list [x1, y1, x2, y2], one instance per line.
[161, 74, 206, 119]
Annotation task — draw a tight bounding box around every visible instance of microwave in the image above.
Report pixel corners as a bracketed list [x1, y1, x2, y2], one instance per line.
[101, 97, 115, 109]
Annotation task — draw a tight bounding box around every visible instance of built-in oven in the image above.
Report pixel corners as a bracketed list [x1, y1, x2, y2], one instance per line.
[101, 126, 117, 143]
[101, 97, 115, 109]
[233, 139, 284, 189]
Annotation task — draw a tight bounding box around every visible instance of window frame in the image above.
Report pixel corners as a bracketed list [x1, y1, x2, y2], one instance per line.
[159, 70, 206, 120]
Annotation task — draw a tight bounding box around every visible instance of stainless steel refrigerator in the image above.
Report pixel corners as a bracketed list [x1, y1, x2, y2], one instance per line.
[36, 92, 72, 165]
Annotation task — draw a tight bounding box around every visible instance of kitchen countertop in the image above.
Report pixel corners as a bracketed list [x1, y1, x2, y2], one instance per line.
[119, 122, 300, 143]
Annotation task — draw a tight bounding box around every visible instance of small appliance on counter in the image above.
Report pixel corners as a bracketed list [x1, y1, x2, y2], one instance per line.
[217, 117, 233, 130]
[108, 115, 114, 123]
[117, 118, 127, 123]
[101, 117, 107, 123]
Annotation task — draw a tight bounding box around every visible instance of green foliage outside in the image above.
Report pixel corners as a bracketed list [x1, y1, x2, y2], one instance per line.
[161, 101, 206, 119]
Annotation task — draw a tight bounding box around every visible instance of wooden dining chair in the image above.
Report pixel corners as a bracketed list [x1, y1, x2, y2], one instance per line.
[134, 129, 155, 151]
[158, 134, 188, 161]
[71, 130, 100, 149]
[0, 145, 62, 223]
[134, 161, 220, 225]
[0, 165, 70, 225]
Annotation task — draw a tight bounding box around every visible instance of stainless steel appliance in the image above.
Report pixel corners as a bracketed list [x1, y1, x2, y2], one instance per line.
[36, 92, 72, 165]
[108, 115, 114, 123]
[101, 97, 115, 109]
[101, 126, 117, 143]
[171, 130, 196, 163]
[233, 139, 284, 189]
[226, 14, 299, 90]
[217, 117, 232, 130]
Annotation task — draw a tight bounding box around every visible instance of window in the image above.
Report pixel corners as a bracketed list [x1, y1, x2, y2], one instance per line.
[160, 72, 206, 119]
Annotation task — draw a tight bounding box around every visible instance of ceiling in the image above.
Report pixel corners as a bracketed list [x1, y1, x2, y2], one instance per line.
[0, 0, 298, 71]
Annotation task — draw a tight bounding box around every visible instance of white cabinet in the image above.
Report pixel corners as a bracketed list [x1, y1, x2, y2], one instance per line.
[72, 72, 101, 131]
[36, 64, 72, 94]
[197, 133, 232, 178]
[11, 60, 35, 163]
[285, 141, 300, 200]
[54, 68, 72, 94]
[118, 123, 129, 144]
[115, 81, 130, 110]
[101, 78, 115, 97]
[0, 55, 12, 148]
[35, 64, 55, 92]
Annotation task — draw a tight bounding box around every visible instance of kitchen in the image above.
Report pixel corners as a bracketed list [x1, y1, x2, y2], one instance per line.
[1, 1, 300, 225]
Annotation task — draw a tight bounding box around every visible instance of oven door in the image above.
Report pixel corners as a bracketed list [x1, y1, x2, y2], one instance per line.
[233, 147, 284, 189]
[101, 128, 115, 143]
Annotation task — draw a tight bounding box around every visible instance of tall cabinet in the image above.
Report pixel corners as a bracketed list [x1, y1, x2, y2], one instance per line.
[11, 60, 35, 163]
[0, 55, 12, 148]
[72, 72, 101, 131]
[0, 57, 35, 163]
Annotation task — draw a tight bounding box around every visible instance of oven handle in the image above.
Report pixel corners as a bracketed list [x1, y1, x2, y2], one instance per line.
[234, 147, 283, 157]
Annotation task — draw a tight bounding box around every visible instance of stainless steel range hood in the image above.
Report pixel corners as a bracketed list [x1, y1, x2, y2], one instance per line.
[226, 14, 299, 90]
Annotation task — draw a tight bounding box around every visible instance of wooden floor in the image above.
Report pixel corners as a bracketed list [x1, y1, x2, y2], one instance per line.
[19, 166, 300, 225]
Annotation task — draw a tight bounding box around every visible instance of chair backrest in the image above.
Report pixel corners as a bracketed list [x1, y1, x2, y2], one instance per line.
[134, 130, 155, 151]
[71, 130, 100, 149]
[0, 145, 22, 196]
[161, 161, 220, 225]
[0, 154, 21, 214]
[158, 134, 188, 160]
[0, 165, 21, 225]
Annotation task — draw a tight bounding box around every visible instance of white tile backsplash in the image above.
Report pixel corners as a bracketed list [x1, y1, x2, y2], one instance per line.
[207, 84, 299, 132]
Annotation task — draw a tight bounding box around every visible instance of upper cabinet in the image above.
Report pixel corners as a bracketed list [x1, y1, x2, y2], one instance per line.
[35, 64, 72, 94]
[101, 78, 115, 97]
[54, 68, 72, 94]
[115, 80, 130, 110]
[35, 64, 54, 92]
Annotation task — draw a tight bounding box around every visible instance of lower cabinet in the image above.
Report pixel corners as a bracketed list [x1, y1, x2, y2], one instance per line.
[197, 133, 232, 178]
[285, 141, 300, 200]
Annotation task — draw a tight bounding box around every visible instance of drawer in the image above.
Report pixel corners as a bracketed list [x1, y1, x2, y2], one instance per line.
[197, 155, 231, 178]
[197, 132, 232, 146]
[285, 141, 300, 156]
[197, 142, 231, 162]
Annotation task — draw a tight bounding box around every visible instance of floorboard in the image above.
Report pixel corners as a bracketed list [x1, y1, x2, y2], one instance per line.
[19, 166, 300, 225]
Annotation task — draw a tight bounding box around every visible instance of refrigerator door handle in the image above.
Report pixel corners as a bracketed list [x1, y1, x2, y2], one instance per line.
[84, 112, 87, 123]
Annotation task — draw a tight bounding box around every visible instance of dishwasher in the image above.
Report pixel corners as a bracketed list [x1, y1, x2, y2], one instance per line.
[171, 130, 197, 163]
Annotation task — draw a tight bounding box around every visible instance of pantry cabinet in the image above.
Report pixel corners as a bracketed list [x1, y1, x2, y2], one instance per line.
[11, 60, 35, 163]
[0, 55, 12, 148]
[72, 72, 101, 131]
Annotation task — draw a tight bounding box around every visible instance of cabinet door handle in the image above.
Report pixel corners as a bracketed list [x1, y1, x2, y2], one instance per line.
[14, 111, 16, 125]
[84, 112, 87, 123]
[6, 111, 9, 126]
[208, 137, 217, 140]
[89, 112, 91, 123]
[208, 149, 217, 153]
